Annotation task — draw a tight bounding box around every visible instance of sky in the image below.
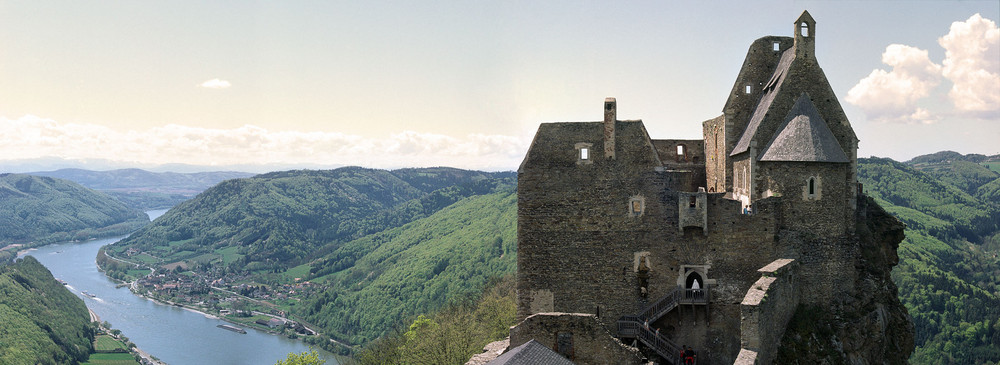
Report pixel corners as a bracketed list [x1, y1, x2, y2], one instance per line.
[1, 1, 998, 172]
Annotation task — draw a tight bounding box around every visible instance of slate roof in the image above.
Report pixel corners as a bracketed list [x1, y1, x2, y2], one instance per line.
[758, 94, 848, 163]
[730, 48, 796, 157]
[486, 340, 575, 365]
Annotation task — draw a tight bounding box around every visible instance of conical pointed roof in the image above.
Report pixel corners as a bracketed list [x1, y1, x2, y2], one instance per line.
[758, 94, 848, 163]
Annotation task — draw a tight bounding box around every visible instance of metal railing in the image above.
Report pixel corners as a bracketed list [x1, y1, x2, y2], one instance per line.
[638, 287, 682, 322]
[617, 315, 684, 364]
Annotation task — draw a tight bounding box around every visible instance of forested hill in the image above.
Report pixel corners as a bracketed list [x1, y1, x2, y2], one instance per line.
[858, 154, 1000, 364]
[0, 174, 149, 253]
[0, 256, 95, 364]
[110, 167, 515, 271]
[29, 168, 255, 210]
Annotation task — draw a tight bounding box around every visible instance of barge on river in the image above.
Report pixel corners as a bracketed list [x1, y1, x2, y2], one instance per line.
[217, 324, 247, 334]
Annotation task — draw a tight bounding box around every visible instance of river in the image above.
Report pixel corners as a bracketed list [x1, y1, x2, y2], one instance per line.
[20, 209, 341, 365]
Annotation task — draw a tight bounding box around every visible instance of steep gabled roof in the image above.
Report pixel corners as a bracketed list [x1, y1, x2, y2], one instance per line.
[758, 93, 848, 163]
[487, 340, 574, 365]
[730, 48, 796, 156]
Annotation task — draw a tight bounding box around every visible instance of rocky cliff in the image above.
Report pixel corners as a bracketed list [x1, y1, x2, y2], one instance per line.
[775, 196, 914, 364]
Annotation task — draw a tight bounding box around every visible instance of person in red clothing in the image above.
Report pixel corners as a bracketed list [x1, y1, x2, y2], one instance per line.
[684, 346, 697, 364]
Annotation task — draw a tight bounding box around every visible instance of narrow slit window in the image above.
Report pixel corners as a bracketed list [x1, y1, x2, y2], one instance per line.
[580, 148, 589, 160]
[808, 177, 815, 195]
[745, 85, 752, 94]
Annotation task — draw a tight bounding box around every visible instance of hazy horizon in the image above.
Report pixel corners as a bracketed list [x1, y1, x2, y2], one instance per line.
[2, 2, 998, 172]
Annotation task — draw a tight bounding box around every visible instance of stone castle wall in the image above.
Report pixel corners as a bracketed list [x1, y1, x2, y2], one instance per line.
[738, 259, 800, 365]
[509, 313, 643, 364]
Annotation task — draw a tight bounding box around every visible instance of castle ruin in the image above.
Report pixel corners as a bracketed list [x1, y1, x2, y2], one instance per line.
[509, 11, 913, 364]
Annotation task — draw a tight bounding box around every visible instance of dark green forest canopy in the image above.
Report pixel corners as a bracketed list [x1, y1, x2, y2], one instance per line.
[110, 167, 515, 270]
[0, 256, 95, 364]
[0, 173, 149, 247]
[859, 155, 1000, 364]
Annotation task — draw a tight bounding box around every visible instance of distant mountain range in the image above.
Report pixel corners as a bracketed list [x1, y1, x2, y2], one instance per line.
[0, 156, 343, 174]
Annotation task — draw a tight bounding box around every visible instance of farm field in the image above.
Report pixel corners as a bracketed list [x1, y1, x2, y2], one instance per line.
[83, 353, 138, 365]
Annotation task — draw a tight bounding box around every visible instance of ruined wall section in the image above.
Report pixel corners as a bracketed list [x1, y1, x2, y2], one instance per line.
[739, 259, 800, 365]
[509, 313, 644, 364]
[702, 115, 727, 194]
[654, 139, 706, 192]
[517, 120, 678, 327]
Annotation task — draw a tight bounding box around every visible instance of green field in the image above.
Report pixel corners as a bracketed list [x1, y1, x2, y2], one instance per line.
[93, 335, 128, 352]
[130, 253, 160, 265]
[83, 353, 138, 365]
[984, 162, 1000, 173]
[216, 246, 244, 265]
[283, 263, 312, 280]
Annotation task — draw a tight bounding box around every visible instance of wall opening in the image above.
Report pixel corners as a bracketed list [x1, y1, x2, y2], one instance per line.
[556, 332, 574, 359]
[801, 23, 810, 37]
[580, 147, 589, 160]
[689, 196, 697, 208]
[629, 196, 645, 216]
[676, 144, 687, 162]
[773, 41, 780, 51]
[745, 85, 752, 94]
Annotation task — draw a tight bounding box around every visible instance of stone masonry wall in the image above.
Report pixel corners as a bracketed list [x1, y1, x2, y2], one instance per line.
[739, 259, 800, 365]
[509, 313, 643, 364]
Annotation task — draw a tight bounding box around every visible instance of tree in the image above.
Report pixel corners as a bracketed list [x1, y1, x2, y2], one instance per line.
[275, 349, 325, 365]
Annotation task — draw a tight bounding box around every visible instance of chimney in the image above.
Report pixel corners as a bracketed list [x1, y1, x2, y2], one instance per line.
[604, 97, 616, 160]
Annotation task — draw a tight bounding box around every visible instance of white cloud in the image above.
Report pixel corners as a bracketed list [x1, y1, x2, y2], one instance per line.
[0, 115, 530, 171]
[846, 44, 941, 123]
[848, 14, 1000, 123]
[939, 13, 1000, 117]
[198, 78, 232, 89]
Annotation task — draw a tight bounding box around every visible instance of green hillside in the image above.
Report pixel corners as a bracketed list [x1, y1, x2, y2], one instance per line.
[0, 256, 95, 364]
[297, 188, 516, 344]
[859, 156, 1000, 364]
[0, 174, 149, 251]
[109, 167, 513, 271]
[29, 168, 256, 210]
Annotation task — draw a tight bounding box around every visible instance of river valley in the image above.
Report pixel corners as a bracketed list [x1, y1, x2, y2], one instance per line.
[20, 209, 340, 365]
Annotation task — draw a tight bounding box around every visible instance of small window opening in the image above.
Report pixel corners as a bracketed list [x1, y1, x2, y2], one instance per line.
[773, 42, 780, 51]
[676, 144, 687, 162]
[801, 23, 810, 37]
[580, 148, 589, 160]
[808, 177, 815, 195]
[557, 332, 574, 359]
[745, 85, 752, 94]
[632, 201, 642, 214]
[689, 196, 697, 208]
